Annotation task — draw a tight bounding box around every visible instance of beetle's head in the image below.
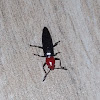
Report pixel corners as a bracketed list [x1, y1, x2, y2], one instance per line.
[46, 57, 55, 70]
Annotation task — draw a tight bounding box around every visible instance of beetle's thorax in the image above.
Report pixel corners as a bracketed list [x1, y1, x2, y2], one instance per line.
[46, 52, 51, 56]
[46, 56, 55, 70]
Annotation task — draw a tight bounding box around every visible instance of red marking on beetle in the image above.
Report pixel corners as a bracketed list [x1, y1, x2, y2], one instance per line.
[46, 57, 55, 70]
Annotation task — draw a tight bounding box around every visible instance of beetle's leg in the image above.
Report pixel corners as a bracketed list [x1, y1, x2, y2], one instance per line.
[30, 45, 44, 57]
[30, 45, 43, 49]
[55, 67, 67, 70]
[54, 52, 61, 56]
[43, 63, 46, 74]
[55, 58, 67, 70]
[53, 41, 60, 47]
[43, 70, 50, 81]
[34, 54, 45, 57]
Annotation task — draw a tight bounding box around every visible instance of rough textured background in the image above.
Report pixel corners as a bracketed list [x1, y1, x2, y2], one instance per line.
[0, 0, 100, 100]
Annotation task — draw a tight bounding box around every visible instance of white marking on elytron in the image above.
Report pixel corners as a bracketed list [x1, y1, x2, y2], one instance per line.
[49, 62, 52, 66]
[47, 52, 51, 56]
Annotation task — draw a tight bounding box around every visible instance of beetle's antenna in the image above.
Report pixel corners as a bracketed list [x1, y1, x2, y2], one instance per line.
[43, 70, 50, 81]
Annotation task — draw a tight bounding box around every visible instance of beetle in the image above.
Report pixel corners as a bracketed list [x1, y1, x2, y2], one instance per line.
[30, 27, 67, 81]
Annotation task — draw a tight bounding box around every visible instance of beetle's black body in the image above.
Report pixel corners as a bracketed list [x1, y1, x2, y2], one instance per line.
[30, 27, 67, 81]
[42, 27, 54, 56]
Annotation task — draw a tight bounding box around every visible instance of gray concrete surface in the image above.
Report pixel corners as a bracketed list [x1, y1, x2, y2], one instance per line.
[0, 0, 100, 100]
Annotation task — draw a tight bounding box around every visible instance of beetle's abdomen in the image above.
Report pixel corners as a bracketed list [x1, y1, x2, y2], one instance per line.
[42, 27, 54, 56]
